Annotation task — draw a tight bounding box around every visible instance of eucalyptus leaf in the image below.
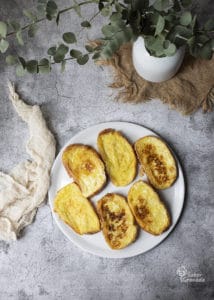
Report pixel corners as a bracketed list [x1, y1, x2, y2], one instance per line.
[8, 21, 20, 32]
[46, 0, 58, 20]
[155, 15, 165, 36]
[200, 40, 213, 60]
[18, 57, 26, 68]
[180, 12, 192, 26]
[85, 45, 94, 52]
[63, 32, 76, 44]
[81, 21, 91, 28]
[180, 0, 192, 7]
[39, 58, 50, 73]
[56, 44, 69, 56]
[153, 0, 171, 12]
[28, 24, 38, 38]
[23, 9, 37, 21]
[61, 60, 66, 72]
[101, 5, 111, 17]
[53, 53, 64, 63]
[92, 52, 100, 60]
[164, 43, 176, 56]
[47, 46, 56, 56]
[70, 49, 82, 58]
[26, 60, 38, 73]
[204, 19, 214, 31]
[73, 0, 81, 17]
[16, 30, 24, 45]
[77, 54, 89, 65]
[0, 39, 9, 53]
[6, 55, 18, 65]
[16, 64, 26, 76]
[0, 22, 7, 38]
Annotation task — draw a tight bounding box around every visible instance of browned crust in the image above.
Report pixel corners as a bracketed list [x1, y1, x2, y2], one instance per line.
[62, 143, 107, 197]
[134, 135, 178, 189]
[54, 183, 101, 235]
[97, 193, 137, 250]
[97, 128, 137, 186]
[127, 180, 171, 235]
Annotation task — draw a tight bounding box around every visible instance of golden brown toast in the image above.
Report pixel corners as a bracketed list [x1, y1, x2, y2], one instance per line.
[128, 180, 171, 235]
[54, 183, 100, 235]
[62, 144, 106, 197]
[97, 129, 137, 186]
[134, 136, 177, 189]
[97, 193, 137, 249]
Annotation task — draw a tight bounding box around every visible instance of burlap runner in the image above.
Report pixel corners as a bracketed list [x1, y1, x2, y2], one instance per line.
[100, 43, 214, 115]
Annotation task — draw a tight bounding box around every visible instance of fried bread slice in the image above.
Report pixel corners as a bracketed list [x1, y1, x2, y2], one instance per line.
[54, 183, 100, 234]
[134, 136, 177, 189]
[128, 180, 171, 235]
[62, 144, 106, 197]
[97, 193, 137, 249]
[97, 129, 137, 186]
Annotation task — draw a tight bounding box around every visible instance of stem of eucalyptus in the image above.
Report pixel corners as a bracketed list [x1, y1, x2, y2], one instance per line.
[6, 0, 96, 38]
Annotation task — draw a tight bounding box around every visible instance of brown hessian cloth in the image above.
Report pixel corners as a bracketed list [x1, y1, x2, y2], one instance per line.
[99, 43, 214, 115]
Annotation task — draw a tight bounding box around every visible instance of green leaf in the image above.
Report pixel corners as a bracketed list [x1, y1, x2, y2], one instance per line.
[153, 0, 171, 12]
[18, 57, 26, 68]
[180, 12, 192, 26]
[6, 55, 18, 65]
[70, 49, 82, 58]
[62, 32, 76, 44]
[46, 0, 58, 19]
[37, 4, 46, 15]
[73, 0, 81, 17]
[85, 45, 94, 52]
[26, 60, 38, 73]
[23, 9, 37, 21]
[81, 21, 91, 28]
[77, 54, 89, 65]
[101, 5, 111, 17]
[200, 40, 213, 60]
[92, 52, 100, 60]
[0, 39, 9, 53]
[16, 30, 24, 45]
[53, 53, 64, 63]
[155, 15, 165, 35]
[57, 44, 69, 56]
[0, 22, 7, 38]
[38, 0, 47, 3]
[164, 42, 176, 56]
[8, 21, 20, 32]
[204, 19, 214, 31]
[28, 24, 38, 38]
[16, 64, 26, 76]
[47, 46, 56, 56]
[61, 60, 66, 72]
[39, 58, 50, 73]
[180, 0, 192, 7]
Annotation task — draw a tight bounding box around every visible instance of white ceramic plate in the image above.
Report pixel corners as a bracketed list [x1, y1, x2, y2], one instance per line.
[48, 122, 185, 258]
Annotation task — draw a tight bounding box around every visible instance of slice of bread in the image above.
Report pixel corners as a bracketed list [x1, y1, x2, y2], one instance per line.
[134, 136, 177, 189]
[128, 180, 171, 235]
[54, 183, 100, 235]
[97, 193, 137, 249]
[62, 144, 106, 197]
[97, 129, 137, 186]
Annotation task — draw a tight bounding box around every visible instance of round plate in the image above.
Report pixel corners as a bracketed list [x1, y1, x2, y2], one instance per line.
[48, 122, 185, 258]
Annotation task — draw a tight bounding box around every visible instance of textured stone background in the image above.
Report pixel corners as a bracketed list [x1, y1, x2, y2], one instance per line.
[0, 1, 213, 299]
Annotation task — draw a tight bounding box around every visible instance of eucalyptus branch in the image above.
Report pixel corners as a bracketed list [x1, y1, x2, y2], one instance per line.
[6, 0, 96, 38]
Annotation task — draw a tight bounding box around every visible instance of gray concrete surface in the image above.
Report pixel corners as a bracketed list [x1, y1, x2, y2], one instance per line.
[0, 1, 213, 299]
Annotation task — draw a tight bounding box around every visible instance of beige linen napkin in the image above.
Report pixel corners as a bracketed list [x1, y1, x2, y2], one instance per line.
[0, 83, 56, 240]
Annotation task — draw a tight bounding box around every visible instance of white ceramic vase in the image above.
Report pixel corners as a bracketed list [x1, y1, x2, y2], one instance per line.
[132, 36, 185, 83]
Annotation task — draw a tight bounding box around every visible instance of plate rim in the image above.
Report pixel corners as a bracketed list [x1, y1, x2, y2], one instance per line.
[48, 121, 185, 258]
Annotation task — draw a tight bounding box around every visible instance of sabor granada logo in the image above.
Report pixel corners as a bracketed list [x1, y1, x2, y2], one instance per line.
[176, 265, 205, 283]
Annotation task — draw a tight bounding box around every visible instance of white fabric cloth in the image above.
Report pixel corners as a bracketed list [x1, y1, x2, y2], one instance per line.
[0, 83, 56, 240]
